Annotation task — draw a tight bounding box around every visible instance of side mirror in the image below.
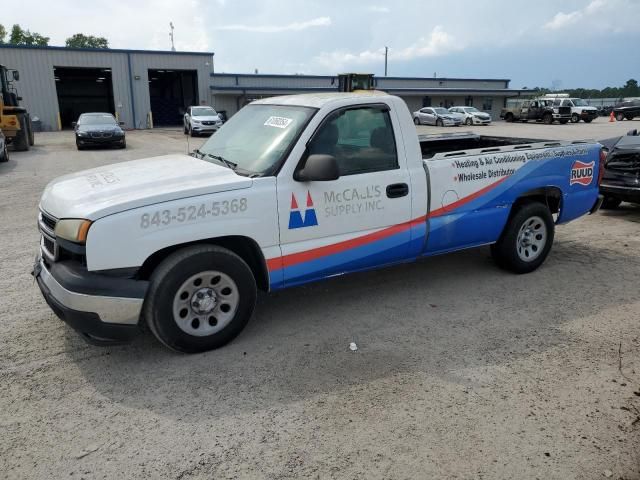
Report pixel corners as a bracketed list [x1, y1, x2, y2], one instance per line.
[295, 154, 339, 182]
[12, 70, 19, 81]
[71, 122, 77, 128]
[119, 121, 125, 126]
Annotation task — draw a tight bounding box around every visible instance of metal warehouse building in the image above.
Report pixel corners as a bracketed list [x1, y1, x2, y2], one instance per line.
[210, 74, 529, 120]
[0, 45, 213, 130]
[1, 44, 529, 131]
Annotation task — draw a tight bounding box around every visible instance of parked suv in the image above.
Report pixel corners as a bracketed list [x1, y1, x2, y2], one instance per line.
[599, 130, 640, 208]
[613, 100, 640, 122]
[543, 95, 598, 123]
[184, 106, 223, 137]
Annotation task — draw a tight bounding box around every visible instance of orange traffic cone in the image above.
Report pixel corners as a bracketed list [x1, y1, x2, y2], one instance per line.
[609, 111, 615, 122]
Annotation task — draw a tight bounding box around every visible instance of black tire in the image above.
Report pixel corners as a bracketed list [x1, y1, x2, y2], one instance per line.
[119, 138, 127, 149]
[465, 117, 473, 126]
[0, 142, 8, 162]
[144, 245, 257, 353]
[491, 202, 555, 274]
[13, 114, 30, 151]
[184, 123, 189, 134]
[543, 113, 553, 125]
[571, 113, 580, 123]
[436, 118, 444, 127]
[189, 126, 197, 137]
[583, 118, 593, 123]
[616, 112, 625, 122]
[413, 117, 420, 126]
[626, 115, 634, 121]
[505, 113, 514, 123]
[28, 116, 34, 146]
[601, 196, 622, 209]
[559, 119, 569, 124]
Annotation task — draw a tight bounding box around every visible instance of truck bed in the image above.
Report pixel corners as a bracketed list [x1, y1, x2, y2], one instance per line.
[419, 132, 559, 159]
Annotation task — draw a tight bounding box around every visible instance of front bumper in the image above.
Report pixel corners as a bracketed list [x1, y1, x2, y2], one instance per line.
[472, 117, 491, 125]
[77, 135, 125, 146]
[600, 183, 640, 204]
[581, 111, 598, 120]
[32, 257, 147, 344]
[191, 124, 220, 133]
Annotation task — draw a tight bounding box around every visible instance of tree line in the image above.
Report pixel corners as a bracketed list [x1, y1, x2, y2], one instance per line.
[522, 79, 640, 100]
[0, 24, 108, 48]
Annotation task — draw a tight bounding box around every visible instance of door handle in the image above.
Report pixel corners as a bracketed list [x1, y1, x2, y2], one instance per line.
[386, 183, 409, 198]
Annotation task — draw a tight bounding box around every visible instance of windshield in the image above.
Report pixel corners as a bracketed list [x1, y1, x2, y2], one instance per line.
[79, 114, 116, 125]
[192, 107, 217, 117]
[572, 99, 589, 106]
[433, 108, 449, 114]
[198, 104, 316, 176]
[464, 107, 480, 112]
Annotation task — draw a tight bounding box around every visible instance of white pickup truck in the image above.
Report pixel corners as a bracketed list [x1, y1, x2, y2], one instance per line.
[33, 91, 605, 352]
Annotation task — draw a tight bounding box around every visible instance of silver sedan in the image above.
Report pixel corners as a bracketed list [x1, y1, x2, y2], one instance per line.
[413, 107, 462, 127]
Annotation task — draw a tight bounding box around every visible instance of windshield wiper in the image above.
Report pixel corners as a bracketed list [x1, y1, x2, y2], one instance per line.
[194, 150, 238, 170]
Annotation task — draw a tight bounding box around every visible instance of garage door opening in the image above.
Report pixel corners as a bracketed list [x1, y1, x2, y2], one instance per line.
[54, 67, 115, 128]
[148, 69, 198, 126]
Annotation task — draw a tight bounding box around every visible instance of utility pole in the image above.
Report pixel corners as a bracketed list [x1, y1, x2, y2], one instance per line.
[169, 22, 176, 51]
[384, 46, 389, 77]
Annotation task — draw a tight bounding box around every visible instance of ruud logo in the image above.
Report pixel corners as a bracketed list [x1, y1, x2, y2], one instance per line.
[570, 160, 595, 186]
[288, 192, 318, 229]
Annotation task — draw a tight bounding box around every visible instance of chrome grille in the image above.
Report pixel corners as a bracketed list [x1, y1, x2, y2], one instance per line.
[38, 210, 58, 262]
[90, 131, 113, 138]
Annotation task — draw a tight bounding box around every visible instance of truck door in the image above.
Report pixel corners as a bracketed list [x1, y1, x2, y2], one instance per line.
[527, 101, 541, 120]
[274, 104, 414, 287]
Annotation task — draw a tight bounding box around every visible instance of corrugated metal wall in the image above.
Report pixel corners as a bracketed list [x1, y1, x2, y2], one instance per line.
[0, 46, 213, 131]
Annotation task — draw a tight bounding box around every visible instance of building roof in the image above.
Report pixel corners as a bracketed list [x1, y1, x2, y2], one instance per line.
[211, 72, 511, 82]
[0, 44, 214, 56]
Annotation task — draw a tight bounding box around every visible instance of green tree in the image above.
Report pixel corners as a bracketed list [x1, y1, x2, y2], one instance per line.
[65, 33, 109, 49]
[621, 79, 639, 98]
[9, 24, 49, 46]
[0, 24, 6, 43]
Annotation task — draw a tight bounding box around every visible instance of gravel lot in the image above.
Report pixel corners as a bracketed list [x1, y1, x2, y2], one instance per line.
[1, 119, 639, 479]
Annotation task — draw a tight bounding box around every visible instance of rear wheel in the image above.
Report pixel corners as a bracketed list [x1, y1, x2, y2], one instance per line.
[601, 196, 622, 209]
[616, 112, 625, 122]
[28, 116, 34, 146]
[13, 114, 30, 151]
[505, 113, 514, 123]
[0, 142, 8, 162]
[144, 245, 257, 353]
[543, 113, 553, 125]
[571, 113, 580, 123]
[626, 115, 634, 121]
[491, 202, 555, 274]
[583, 118, 593, 123]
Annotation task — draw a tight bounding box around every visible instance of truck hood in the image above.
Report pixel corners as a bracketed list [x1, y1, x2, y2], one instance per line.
[40, 154, 252, 220]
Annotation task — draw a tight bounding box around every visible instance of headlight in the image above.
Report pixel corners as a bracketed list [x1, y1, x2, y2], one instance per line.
[55, 219, 92, 244]
[192, 119, 201, 124]
[77, 131, 89, 137]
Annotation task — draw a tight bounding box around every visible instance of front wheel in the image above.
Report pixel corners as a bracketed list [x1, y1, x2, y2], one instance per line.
[571, 113, 580, 123]
[0, 142, 8, 162]
[465, 117, 473, 125]
[559, 119, 569, 124]
[144, 245, 257, 353]
[436, 118, 444, 127]
[543, 114, 553, 125]
[491, 202, 555, 274]
[413, 117, 420, 126]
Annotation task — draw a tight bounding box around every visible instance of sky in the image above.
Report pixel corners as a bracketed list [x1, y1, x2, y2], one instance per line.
[6, 0, 640, 89]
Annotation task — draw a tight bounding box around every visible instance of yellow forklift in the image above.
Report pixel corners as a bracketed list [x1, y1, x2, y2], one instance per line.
[1, 64, 34, 151]
[337, 73, 375, 92]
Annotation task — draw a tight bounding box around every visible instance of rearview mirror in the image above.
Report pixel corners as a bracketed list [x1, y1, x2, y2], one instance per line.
[12, 70, 19, 81]
[295, 154, 339, 182]
[119, 121, 125, 126]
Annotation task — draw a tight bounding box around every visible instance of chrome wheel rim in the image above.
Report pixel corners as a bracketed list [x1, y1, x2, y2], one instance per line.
[172, 270, 239, 336]
[517, 216, 547, 262]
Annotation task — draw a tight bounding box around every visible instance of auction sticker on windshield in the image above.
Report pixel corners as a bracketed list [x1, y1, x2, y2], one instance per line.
[264, 116, 293, 129]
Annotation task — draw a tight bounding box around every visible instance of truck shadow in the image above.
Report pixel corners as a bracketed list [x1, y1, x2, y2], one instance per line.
[597, 203, 640, 222]
[67, 239, 640, 421]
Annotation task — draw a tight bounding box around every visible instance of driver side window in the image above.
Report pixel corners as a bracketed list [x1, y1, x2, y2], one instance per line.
[307, 106, 399, 176]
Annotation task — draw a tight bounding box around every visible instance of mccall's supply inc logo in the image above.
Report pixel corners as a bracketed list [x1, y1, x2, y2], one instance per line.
[288, 192, 319, 229]
[570, 160, 595, 186]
